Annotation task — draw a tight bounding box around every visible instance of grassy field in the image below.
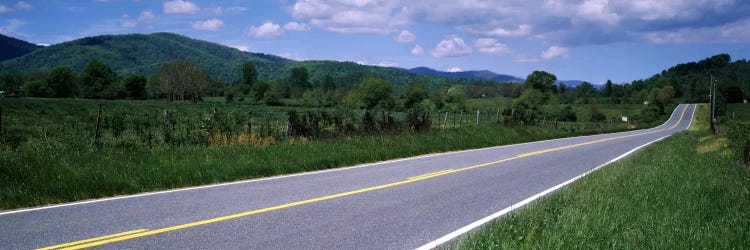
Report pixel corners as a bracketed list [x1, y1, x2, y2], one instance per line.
[0, 98, 673, 209]
[454, 104, 750, 249]
[728, 103, 750, 121]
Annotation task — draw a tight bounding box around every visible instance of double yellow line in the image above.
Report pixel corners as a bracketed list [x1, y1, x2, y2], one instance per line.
[38, 104, 691, 250]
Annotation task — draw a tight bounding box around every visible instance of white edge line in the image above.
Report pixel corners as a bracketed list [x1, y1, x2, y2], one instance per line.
[0, 105, 688, 216]
[415, 134, 673, 250]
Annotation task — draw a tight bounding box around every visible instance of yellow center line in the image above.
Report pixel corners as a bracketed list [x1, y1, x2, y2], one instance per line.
[40, 105, 691, 250]
[37, 229, 148, 250]
[407, 169, 456, 180]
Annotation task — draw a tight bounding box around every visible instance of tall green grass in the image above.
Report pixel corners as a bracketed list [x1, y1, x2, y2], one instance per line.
[0, 98, 670, 210]
[454, 126, 749, 248]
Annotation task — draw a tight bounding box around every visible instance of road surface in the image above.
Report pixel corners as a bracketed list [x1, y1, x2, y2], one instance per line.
[1, 104, 696, 250]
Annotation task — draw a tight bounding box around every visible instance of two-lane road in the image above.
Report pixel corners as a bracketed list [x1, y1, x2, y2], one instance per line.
[1, 104, 696, 249]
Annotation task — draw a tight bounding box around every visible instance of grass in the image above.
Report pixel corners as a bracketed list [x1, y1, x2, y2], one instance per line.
[454, 104, 750, 249]
[728, 103, 750, 121]
[0, 98, 670, 210]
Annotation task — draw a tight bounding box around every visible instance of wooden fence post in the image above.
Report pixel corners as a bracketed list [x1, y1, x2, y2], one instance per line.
[476, 110, 480, 125]
[94, 104, 103, 145]
[444, 112, 448, 128]
[0, 106, 3, 140]
[247, 109, 253, 135]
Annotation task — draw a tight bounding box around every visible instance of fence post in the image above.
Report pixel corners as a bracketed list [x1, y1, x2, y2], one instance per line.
[444, 112, 448, 128]
[247, 109, 253, 135]
[496, 108, 500, 123]
[0, 106, 3, 140]
[94, 104, 103, 145]
[476, 110, 480, 125]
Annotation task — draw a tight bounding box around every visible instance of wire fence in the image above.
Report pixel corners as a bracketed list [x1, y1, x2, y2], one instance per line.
[0, 104, 637, 149]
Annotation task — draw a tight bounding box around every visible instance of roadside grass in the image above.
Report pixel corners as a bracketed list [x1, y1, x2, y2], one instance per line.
[0, 98, 669, 210]
[690, 103, 710, 131]
[454, 106, 750, 249]
[728, 103, 750, 121]
[1, 122, 621, 210]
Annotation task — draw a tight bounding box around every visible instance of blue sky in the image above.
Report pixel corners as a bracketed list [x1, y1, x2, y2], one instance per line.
[1, 0, 750, 83]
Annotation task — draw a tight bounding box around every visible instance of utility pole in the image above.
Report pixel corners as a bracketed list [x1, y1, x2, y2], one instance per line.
[710, 75, 716, 133]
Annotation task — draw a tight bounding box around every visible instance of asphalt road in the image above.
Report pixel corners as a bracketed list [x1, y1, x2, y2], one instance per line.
[1, 104, 696, 250]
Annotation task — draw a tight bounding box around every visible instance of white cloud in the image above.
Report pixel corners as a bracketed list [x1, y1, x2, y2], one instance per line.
[0, 19, 24, 35]
[192, 18, 223, 31]
[541, 46, 569, 60]
[515, 55, 540, 63]
[14, 1, 31, 10]
[163, 0, 199, 14]
[394, 30, 415, 43]
[121, 20, 137, 28]
[248, 21, 284, 38]
[284, 22, 311, 31]
[446, 67, 463, 72]
[431, 35, 472, 58]
[482, 24, 532, 38]
[0, 1, 31, 13]
[281, 1, 750, 46]
[411, 44, 424, 56]
[138, 10, 155, 21]
[474, 38, 510, 55]
[231, 45, 250, 52]
[377, 61, 399, 67]
[291, 0, 409, 34]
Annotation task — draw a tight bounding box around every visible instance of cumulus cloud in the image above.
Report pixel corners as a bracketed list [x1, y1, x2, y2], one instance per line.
[284, 22, 311, 31]
[231, 45, 250, 52]
[541, 46, 569, 60]
[431, 35, 472, 57]
[394, 30, 416, 43]
[411, 44, 424, 56]
[446, 67, 463, 72]
[248, 21, 284, 38]
[138, 10, 155, 21]
[291, 0, 409, 34]
[192, 18, 223, 31]
[163, 0, 199, 14]
[0, 1, 32, 13]
[0, 19, 24, 34]
[285, 0, 750, 46]
[474, 38, 510, 55]
[377, 61, 399, 67]
[14, 1, 31, 10]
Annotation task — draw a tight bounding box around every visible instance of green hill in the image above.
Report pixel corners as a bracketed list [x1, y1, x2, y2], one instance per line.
[0, 33, 290, 82]
[0, 33, 506, 88]
[0, 33, 41, 61]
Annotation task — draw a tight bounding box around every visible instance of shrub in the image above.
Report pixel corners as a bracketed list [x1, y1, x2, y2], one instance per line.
[727, 121, 750, 166]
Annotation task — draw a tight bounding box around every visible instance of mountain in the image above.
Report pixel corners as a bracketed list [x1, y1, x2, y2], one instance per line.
[0, 33, 291, 82]
[0, 33, 514, 88]
[409, 67, 523, 83]
[0, 34, 41, 61]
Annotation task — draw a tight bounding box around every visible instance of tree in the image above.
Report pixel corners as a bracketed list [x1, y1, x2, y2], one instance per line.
[289, 67, 311, 97]
[47, 66, 76, 98]
[1, 73, 23, 93]
[81, 59, 116, 98]
[404, 80, 427, 109]
[158, 61, 210, 103]
[576, 81, 597, 98]
[241, 61, 258, 87]
[321, 73, 336, 92]
[123, 75, 147, 99]
[558, 83, 567, 94]
[354, 77, 393, 109]
[524, 70, 557, 92]
[604, 80, 614, 97]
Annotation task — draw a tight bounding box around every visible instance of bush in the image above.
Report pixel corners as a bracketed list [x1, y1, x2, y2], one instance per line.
[727, 121, 750, 166]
